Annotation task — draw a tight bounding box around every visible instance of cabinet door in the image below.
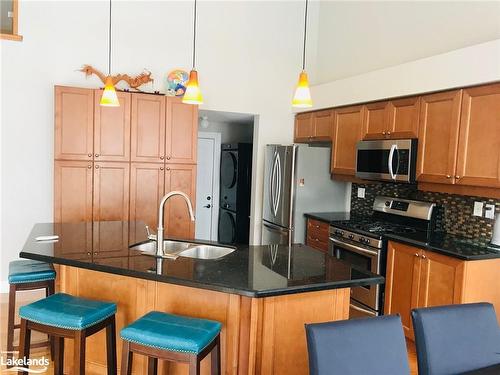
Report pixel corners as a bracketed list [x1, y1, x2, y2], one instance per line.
[417, 90, 462, 184]
[387, 97, 420, 138]
[165, 97, 198, 164]
[312, 110, 333, 140]
[164, 164, 196, 239]
[294, 113, 313, 142]
[456, 83, 500, 187]
[54, 86, 94, 161]
[363, 101, 389, 140]
[93, 162, 130, 222]
[417, 250, 465, 309]
[131, 93, 166, 163]
[54, 161, 93, 222]
[93, 221, 129, 259]
[129, 163, 165, 244]
[384, 241, 422, 338]
[94, 90, 131, 162]
[331, 105, 364, 175]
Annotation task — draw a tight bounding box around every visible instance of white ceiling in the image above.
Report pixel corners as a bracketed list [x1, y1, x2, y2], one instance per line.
[313, 1, 500, 84]
[199, 109, 255, 125]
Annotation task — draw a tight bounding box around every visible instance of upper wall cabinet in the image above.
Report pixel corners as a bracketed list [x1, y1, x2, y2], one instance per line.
[362, 97, 420, 140]
[417, 90, 462, 185]
[55, 86, 94, 161]
[166, 97, 198, 164]
[456, 83, 500, 188]
[131, 93, 166, 163]
[294, 110, 333, 143]
[331, 105, 364, 176]
[94, 90, 131, 162]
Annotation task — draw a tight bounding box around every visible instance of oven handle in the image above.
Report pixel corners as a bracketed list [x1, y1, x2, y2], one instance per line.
[388, 144, 397, 180]
[329, 237, 379, 257]
[350, 303, 378, 317]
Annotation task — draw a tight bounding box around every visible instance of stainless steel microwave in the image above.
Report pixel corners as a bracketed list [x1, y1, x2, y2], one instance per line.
[355, 139, 418, 183]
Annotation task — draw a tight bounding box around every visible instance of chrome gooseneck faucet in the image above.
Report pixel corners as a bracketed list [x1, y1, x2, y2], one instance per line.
[154, 191, 195, 257]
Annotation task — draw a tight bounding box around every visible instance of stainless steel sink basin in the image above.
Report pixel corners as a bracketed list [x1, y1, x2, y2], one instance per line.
[178, 245, 235, 260]
[130, 240, 234, 260]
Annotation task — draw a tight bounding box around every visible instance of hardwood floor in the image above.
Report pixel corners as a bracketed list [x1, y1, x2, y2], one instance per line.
[0, 292, 419, 374]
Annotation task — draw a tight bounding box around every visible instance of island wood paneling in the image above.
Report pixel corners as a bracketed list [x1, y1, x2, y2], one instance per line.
[58, 266, 351, 375]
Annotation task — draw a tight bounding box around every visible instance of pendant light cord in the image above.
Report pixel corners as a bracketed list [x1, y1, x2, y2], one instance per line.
[192, 0, 197, 69]
[108, 0, 112, 76]
[302, 0, 308, 71]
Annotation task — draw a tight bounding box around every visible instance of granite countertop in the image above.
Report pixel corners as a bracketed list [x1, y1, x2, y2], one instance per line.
[304, 212, 351, 223]
[20, 222, 384, 298]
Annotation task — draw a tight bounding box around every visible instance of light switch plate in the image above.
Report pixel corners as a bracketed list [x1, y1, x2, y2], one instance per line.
[357, 187, 365, 199]
[473, 202, 484, 217]
[485, 204, 496, 219]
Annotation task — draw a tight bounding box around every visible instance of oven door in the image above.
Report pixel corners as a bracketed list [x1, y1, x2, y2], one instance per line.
[350, 300, 378, 319]
[329, 236, 381, 311]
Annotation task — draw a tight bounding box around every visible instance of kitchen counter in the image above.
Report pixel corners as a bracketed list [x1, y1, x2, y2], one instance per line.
[385, 231, 500, 261]
[304, 211, 351, 223]
[20, 221, 383, 374]
[21, 222, 383, 298]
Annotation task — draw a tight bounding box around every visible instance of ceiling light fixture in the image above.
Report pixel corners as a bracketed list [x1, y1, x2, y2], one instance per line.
[183, 0, 203, 105]
[100, 0, 119, 107]
[292, 0, 312, 108]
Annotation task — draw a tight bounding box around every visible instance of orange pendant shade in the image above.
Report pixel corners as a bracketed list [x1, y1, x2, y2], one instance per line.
[292, 71, 312, 108]
[182, 70, 203, 105]
[100, 76, 120, 107]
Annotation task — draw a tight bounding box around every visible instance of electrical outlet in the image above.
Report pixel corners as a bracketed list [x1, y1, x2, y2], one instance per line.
[473, 201, 484, 217]
[357, 187, 365, 199]
[485, 204, 496, 219]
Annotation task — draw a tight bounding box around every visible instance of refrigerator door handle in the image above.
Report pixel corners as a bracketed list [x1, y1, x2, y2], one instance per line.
[269, 151, 277, 216]
[275, 152, 282, 215]
[263, 221, 289, 235]
[272, 152, 280, 217]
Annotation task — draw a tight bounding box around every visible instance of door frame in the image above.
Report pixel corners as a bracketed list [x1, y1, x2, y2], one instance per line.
[197, 132, 221, 241]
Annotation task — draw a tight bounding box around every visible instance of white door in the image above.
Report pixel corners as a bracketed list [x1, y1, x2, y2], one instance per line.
[195, 133, 221, 240]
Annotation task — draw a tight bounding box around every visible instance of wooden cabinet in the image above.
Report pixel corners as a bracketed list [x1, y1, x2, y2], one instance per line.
[93, 90, 131, 162]
[456, 83, 500, 188]
[166, 97, 198, 164]
[54, 86, 94, 161]
[306, 219, 329, 252]
[54, 160, 93, 222]
[131, 93, 166, 163]
[384, 241, 500, 339]
[164, 164, 197, 239]
[92, 162, 130, 222]
[331, 105, 364, 176]
[362, 97, 420, 140]
[294, 110, 333, 142]
[417, 90, 462, 184]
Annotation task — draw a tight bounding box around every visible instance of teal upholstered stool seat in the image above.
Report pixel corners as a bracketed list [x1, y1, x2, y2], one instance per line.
[19, 293, 117, 330]
[8, 259, 56, 284]
[121, 311, 221, 354]
[120, 311, 222, 374]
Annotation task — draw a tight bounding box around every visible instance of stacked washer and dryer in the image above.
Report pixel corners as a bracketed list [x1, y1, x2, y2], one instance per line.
[218, 143, 253, 245]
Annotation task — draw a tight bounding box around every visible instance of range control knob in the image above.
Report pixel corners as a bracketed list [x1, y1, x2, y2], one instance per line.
[385, 201, 391, 207]
[359, 237, 365, 243]
[348, 234, 354, 240]
[366, 239, 371, 244]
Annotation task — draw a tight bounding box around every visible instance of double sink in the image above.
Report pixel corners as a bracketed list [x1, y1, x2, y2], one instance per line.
[130, 239, 235, 260]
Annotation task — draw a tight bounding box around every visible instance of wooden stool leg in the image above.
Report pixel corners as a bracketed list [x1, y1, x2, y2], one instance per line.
[18, 318, 31, 375]
[120, 341, 133, 375]
[73, 331, 86, 375]
[7, 284, 16, 368]
[189, 355, 200, 375]
[211, 335, 221, 375]
[106, 316, 117, 375]
[54, 337, 65, 375]
[147, 357, 158, 375]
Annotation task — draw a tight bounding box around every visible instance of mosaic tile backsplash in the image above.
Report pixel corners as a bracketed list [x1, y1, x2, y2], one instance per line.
[350, 183, 499, 245]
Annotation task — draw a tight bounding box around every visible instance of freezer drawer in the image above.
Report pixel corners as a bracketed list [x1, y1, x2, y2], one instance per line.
[262, 221, 291, 246]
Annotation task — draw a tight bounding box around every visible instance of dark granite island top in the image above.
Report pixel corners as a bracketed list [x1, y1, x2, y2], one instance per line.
[20, 222, 383, 298]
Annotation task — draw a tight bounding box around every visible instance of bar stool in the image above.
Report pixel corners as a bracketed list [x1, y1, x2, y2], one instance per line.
[7, 260, 56, 366]
[120, 311, 221, 375]
[18, 293, 117, 375]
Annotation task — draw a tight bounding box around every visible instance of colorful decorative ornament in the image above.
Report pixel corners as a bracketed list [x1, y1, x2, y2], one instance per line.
[166, 69, 189, 96]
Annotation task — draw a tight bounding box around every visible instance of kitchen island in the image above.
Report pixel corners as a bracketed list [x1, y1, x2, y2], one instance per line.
[20, 222, 383, 375]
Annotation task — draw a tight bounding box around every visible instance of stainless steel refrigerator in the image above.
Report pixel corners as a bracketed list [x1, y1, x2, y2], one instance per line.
[261, 144, 349, 246]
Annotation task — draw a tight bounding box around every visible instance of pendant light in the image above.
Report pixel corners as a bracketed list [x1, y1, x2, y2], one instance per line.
[100, 0, 120, 107]
[183, 0, 203, 105]
[292, 0, 312, 108]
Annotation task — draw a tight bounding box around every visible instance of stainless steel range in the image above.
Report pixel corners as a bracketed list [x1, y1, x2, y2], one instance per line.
[329, 196, 436, 318]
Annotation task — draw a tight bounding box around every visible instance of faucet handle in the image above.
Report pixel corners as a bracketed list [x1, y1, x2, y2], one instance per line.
[145, 225, 157, 241]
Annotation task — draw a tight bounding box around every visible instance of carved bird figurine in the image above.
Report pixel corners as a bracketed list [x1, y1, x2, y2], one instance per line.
[79, 65, 154, 92]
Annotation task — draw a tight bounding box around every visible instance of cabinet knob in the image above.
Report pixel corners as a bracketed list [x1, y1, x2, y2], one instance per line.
[315, 225, 320, 229]
[95, 154, 99, 157]
[455, 175, 461, 179]
[94, 252, 98, 256]
[160, 167, 164, 170]
[166, 167, 170, 171]
[88, 154, 92, 158]
[160, 156, 164, 160]
[382, 131, 386, 135]
[87, 252, 91, 256]
[87, 165, 92, 169]
[415, 253, 420, 257]
[387, 131, 391, 135]
[167, 156, 171, 160]
[422, 254, 427, 259]
[446, 175, 451, 178]
[315, 238, 319, 242]
[95, 165, 99, 169]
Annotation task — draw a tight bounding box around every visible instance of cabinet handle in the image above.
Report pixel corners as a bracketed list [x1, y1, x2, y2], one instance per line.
[415, 253, 420, 257]
[88, 154, 92, 158]
[160, 156, 164, 160]
[422, 254, 427, 259]
[446, 175, 451, 178]
[95, 165, 99, 169]
[95, 154, 99, 157]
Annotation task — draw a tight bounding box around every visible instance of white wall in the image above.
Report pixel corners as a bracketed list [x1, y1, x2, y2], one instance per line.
[308, 39, 500, 111]
[0, 0, 321, 289]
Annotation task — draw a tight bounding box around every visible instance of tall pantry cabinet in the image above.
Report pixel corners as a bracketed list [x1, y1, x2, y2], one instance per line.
[54, 86, 198, 248]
